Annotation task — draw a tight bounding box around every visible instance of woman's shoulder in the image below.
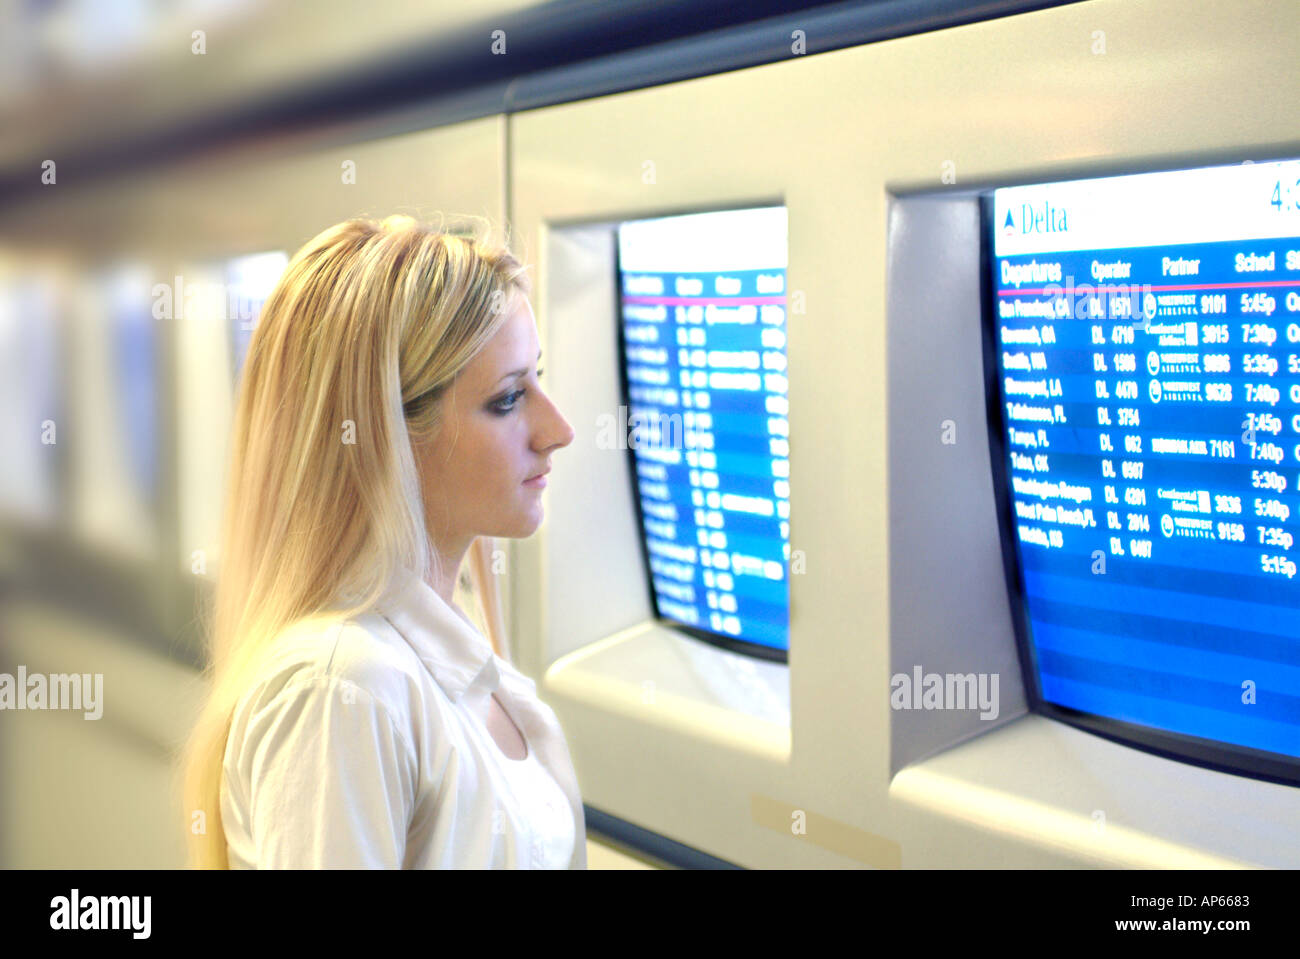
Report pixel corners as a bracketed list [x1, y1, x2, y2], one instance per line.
[233, 611, 428, 726]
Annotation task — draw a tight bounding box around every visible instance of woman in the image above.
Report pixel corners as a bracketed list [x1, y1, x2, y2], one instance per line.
[178, 213, 582, 868]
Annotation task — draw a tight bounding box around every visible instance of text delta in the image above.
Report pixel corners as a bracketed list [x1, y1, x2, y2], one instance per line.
[1019, 201, 1068, 235]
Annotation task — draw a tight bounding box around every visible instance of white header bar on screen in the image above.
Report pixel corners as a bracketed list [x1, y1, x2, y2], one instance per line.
[619, 206, 788, 273]
[993, 158, 1300, 257]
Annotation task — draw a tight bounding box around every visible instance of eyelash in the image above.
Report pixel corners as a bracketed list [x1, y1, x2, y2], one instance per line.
[490, 369, 543, 415]
[492, 389, 525, 415]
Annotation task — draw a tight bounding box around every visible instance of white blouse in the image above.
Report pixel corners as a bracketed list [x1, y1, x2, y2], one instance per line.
[219, 565, 586, 868]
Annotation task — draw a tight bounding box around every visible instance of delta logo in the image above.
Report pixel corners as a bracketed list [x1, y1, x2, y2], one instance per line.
[1001, 202, 1069, 238]
[1017, 201, 1068, 235]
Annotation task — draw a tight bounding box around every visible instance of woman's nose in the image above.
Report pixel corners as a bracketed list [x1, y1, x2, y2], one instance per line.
[553, 403, 575, 449]
[537, 390, 575, 450]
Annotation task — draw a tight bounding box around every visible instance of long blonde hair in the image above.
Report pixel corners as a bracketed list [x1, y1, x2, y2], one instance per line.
[178, 213, 529, 869]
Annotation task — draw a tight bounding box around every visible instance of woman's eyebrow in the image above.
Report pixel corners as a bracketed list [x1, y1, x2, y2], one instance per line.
[492, 349, 542, 387]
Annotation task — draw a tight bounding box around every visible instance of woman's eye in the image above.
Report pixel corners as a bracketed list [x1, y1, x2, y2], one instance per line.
[491, 389, 525, 414]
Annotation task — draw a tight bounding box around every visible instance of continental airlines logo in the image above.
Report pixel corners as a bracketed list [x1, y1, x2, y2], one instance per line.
[1002, 202, 1070, 237]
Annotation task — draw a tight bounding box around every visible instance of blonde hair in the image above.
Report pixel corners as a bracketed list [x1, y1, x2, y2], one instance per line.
[178, 213, 530, 869]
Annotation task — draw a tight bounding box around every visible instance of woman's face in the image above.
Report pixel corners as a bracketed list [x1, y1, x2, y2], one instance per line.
[415, 297, 574, 553]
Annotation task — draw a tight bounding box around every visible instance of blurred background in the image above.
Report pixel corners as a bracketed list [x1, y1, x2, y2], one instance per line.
[0, 0, 781, 869]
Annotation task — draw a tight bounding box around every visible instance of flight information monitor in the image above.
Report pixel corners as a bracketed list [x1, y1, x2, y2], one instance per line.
[986, 158, 1300, 783]
[616, 207, 789, 658]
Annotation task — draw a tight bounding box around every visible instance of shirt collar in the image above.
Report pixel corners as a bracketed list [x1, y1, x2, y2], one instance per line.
[373, 565, 500, 705]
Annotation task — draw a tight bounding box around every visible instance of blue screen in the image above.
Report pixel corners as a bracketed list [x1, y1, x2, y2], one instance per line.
[617, 207, 790, 654]
[104, 266, 158, 502]
[990, 158, 1300, 768]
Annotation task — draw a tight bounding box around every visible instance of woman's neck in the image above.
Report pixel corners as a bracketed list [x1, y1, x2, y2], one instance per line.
[426, 537, 470, 609]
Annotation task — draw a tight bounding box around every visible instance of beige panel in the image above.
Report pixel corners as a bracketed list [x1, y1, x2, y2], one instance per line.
[586, 838, 660, 870]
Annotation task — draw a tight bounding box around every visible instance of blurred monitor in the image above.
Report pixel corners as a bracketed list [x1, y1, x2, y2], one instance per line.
[67, 262, 159, 562]
[0, 260, 64, 527]
[173, 250, 286, 579]
[225, 250, 289, 383]
[103, 263, 158, 506]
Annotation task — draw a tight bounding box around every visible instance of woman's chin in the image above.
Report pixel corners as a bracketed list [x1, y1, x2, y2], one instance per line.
[521, 509, 544, 536]
[499, 507, 543, 538]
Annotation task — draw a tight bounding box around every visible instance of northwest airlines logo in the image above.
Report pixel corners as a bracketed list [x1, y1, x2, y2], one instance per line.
[1002, 202, 1069, 237]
